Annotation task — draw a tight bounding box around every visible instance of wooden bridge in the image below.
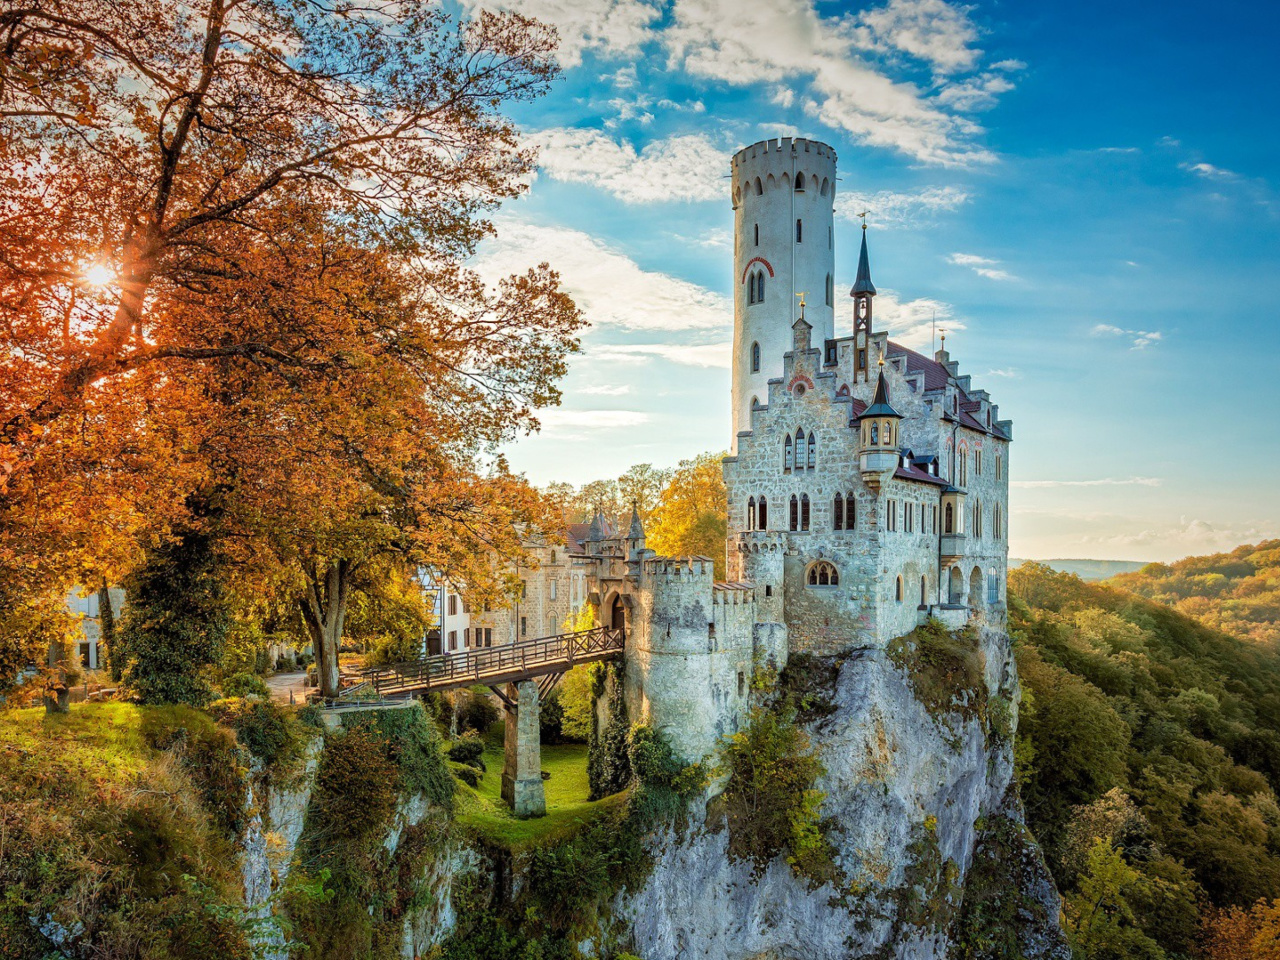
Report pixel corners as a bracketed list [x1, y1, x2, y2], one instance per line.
[356, 625, 625, 701]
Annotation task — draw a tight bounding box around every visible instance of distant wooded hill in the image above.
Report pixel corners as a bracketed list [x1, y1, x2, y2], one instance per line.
[1106, 539, 1280, 647]
[1009, 558, 1148, 581]
[1009, 560, 1280, 956]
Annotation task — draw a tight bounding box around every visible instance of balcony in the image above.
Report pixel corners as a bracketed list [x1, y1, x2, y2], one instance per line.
[940, 532, 966, 559]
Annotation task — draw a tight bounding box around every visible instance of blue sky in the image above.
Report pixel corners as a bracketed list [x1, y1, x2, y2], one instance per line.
[463, 0, 1280, 562]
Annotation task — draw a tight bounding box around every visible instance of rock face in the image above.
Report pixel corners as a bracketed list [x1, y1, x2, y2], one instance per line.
[620, 627, 1069, 960]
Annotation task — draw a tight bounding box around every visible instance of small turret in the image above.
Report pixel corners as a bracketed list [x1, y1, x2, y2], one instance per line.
[859, 363, 901, 481]
[625, 504, 646, 560]
[586, 508, 605, 556]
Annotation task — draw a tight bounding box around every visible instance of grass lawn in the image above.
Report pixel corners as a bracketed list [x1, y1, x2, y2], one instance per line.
[453, 727, 627, 852]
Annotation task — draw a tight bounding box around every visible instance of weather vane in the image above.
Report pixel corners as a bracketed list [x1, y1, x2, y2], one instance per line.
[857, 210, 869, 230]
[940, 327, 948, 351]
[796, 291, 806, 319]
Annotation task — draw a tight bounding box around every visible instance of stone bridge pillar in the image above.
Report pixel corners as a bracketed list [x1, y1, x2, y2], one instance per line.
[501, 680, 546, 818]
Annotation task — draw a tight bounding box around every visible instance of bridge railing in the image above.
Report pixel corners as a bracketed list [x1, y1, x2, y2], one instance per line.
[361, 625, 624, 696]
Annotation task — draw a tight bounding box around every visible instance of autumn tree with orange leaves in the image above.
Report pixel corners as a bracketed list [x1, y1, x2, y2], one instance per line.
[0, 0, 584, 698]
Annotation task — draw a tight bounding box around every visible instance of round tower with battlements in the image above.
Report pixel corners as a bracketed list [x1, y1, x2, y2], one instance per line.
[730, 137, 838, 449]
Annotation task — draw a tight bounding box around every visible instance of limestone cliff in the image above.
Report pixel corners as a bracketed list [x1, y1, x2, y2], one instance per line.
[619, 626, 1069, 960]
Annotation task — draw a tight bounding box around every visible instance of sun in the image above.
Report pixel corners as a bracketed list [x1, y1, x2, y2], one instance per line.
[83, 263, 115, 287]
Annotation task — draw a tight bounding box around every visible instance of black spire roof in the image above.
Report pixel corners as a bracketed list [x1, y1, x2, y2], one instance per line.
[851, 226, 876, 297]
[862, 367, 901, 418]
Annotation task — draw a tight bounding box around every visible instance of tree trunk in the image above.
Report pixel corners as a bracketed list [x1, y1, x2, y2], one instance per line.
[299, 558, 352, 700]
[43, 637, 71, 715]
[98, 579, 120, 681]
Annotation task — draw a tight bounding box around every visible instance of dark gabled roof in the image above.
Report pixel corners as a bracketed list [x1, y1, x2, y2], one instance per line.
[851, 227, 876, 296]
[627, 505, 645, 540]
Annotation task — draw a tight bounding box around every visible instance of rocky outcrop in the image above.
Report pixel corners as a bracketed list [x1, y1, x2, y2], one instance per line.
[620, 627, 1069, 960]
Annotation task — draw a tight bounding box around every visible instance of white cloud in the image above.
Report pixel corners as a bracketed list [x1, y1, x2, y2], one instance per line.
[532, 128, 729, 203]
[479, 0, 1011, 165]
[1012, 477, 1163, 489]
[1181, 161, 1237, 181]
[947, 252, 1015, 281]
[874, 290, 965, 350]
[1091, 323, 1164, 350]
[852, 0, 982, 74]
[578, 383, 632, 395]
[473, 219, 731, 332]
[984, 367, 1020, 378]
[588, 342, 731, 368]
[538, 408, 651, 439]
[1078, 516, 1272, 556]
[456, 0, 662, 68]
[933, 71, 1014, 111]
[836, 185, 970, 226]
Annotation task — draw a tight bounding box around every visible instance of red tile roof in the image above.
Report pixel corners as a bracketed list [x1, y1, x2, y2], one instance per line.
[887, 341, 951, 391]
[895, 464, 951, 487]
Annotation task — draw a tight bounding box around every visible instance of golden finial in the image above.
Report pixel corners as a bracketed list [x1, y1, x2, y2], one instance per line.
[939, 327, 948, 351]
[796, 291, 806, 319]
[857, 211, 869, 230]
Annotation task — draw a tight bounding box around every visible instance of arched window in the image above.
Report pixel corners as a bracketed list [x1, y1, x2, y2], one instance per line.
[754, 223, 759, 246]
[747, 496, 756, 531]
[833, 493, 844, 531]
[758, 496, 768, 529]
[756, 271, 765, 302]
[825, 273, 833, 306]
[807, 432, 816, 468]
[975, 449, 983, 475]
[895, 576, 904, 602]
[747, 272, 755, 305]
[755, 177, 763, 196]
[945, 502, 954, 534]
[794, 428, 805, 469]
[972, 501, 982, 538]
[846, 494, 855, 530]
[795, 172, 805, 191]
[807, 561, 839, 586]
[784, 435, 793, 471]
[801, 493, 810, 530]
[796, 219, 803, 243]
[751, 341, 760, 373]
[870, 423, 879, 444]
[789, 494, 799, 531]
[959, 449, 968, 486]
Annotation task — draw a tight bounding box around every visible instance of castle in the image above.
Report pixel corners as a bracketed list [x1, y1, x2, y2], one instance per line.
[437, 138, 1013, 812]
[543, 136, 1013, 768]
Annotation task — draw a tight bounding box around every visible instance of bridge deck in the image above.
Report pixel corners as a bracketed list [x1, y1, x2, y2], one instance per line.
[359, 626, 625, 698]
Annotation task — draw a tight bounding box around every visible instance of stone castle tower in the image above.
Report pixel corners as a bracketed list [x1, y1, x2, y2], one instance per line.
[731, 139, 838, 447]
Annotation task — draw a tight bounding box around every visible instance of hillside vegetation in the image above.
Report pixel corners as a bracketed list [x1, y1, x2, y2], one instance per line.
[1011, 561, 1280, 959]
[1108, 540, 1280, 646]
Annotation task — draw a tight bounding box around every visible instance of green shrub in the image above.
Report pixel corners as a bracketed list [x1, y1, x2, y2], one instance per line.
[455, 686, 500, 735]
[451, 762, 481, 788]
[887, 620, 987, 723]
[447, 730, 486, 769]
[716, 705, 839, 888]
[219, 671, 271, 699]
[348, 702, 454, 809]
[209, 695, 304, 770]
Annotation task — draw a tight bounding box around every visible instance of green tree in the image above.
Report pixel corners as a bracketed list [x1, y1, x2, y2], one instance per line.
[116, 523, 230, 706]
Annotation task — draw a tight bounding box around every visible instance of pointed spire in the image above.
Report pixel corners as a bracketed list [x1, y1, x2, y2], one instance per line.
[627, 503, 645, 540]
[586, 508, 604, 542]
[863, 363, 901, 419]
[851, 224, 876, 297]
